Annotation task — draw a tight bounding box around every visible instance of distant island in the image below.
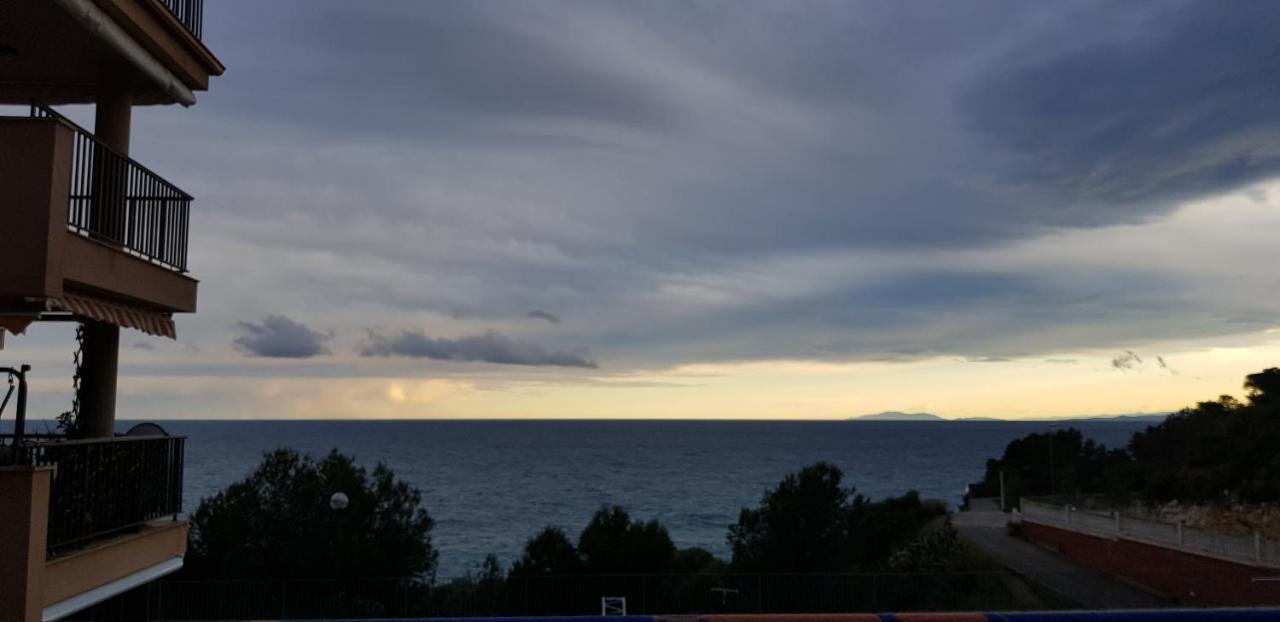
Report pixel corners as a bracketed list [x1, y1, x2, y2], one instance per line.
[848, 411, 946, 421]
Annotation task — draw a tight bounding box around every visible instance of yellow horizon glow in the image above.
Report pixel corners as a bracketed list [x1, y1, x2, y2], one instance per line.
[106, 332, 1280, 421]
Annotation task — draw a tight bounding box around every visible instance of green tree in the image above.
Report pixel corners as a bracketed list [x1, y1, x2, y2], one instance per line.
[728, 462, 947, 572]
[972, 367, 1280, 506]
[973, 428, 1135, 507]
[510, 526, 581, 576]
[577, 506, 676, 573]
[728, 462, 865, 572]
[1245, 367, 1280, 406]
[185, 448, 437, 581]
[850, 490, 948, 565]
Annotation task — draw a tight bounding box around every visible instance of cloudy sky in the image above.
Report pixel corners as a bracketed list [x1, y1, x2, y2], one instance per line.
[10, 0, 1280, 420]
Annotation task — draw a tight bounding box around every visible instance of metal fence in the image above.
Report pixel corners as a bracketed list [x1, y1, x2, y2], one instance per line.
[14, 435, 185, 554]
[80, 572, 1056, 621]
[159, 0, 204, 40]
[31, 103, 193, 272]
[1021, 498, 1280, 568]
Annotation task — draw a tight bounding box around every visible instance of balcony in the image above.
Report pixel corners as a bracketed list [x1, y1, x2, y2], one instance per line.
[0, 434, 188, 621]
[0, 110, 198, 319]
[8, 434, 186, 555]
[31, 103, 192, 273]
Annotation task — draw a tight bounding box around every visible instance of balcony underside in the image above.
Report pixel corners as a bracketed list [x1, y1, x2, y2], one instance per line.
[42, 521, 187, 621]
[0, 0, 222, 106]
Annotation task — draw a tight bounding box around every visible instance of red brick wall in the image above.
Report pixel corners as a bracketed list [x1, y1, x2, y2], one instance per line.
[1021, 521, 1280, 606]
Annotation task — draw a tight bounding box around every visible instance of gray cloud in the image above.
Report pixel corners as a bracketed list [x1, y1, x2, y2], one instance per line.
[233, 315, 331, 358]
[103, 0, 1280, 376]
[965, 1, 1280, 219]
[527, 310, 562, 324]
[360, 329, 596, 368]
[131, 341, 156, 351]
[964, 356, 1011, 363]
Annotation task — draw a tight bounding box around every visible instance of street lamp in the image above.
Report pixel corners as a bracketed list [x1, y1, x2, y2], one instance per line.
[329, 491, 349, 511]
[1047, 423, 1056, 497]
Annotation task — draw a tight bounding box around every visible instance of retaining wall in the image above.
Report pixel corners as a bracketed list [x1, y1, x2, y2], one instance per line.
[1020, 521, 1280, 607]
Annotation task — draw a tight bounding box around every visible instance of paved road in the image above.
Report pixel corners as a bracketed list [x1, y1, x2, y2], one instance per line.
[954, 498, 1169, 610]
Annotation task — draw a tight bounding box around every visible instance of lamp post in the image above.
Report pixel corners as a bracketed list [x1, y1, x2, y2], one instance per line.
[1047, 423, 1056, 497]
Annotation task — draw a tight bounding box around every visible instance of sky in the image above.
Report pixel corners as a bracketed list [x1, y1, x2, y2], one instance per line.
[8, 0, 1280, 420]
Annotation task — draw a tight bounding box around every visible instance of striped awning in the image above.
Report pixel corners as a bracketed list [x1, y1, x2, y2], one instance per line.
[48, 293, 176, 339]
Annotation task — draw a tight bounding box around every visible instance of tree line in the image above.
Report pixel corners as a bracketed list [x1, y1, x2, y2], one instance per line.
[164, 457, 1030, 617]
[183, 458, 952, 582]
[971, 367, 1280, 507]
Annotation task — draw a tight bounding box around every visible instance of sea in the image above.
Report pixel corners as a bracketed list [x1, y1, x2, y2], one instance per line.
[9, 419, 1153, 579]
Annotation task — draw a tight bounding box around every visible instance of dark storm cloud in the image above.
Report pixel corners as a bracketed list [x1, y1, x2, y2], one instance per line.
[360, 330, 597, 368]
[204, 2, 676, 138]
[233, 315, 331, 359]
[527, 310, 562, 324]
[965, 1, 1280, 218]
[117, 1, 1280, 371]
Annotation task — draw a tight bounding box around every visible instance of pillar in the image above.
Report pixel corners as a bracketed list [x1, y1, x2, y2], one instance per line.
[0, 467, 52, 622]
[76, 321, 120, 438]
[94, 66, 132, 154]
[76, 68, 133, 438]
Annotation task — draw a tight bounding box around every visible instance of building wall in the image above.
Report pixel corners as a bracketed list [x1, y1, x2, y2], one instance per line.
[1021, 521, 1280, 607]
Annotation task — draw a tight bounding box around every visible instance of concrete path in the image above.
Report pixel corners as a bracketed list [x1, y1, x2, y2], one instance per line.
[954, 498, 1169, 610]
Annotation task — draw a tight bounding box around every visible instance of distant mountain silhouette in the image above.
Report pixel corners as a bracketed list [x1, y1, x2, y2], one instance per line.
[846, 412, 1170, 422]
[1062, 413, 1170, 422]
[848, 411, 945, 421]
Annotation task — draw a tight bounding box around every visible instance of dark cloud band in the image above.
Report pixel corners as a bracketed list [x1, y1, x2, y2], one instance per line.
[360, 329, 596, 368]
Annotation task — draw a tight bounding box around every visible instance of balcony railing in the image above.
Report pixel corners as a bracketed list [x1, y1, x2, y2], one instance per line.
[32, 103, 192, 273]
[159, 0, 204, 40]
[9, 435, 185, 555]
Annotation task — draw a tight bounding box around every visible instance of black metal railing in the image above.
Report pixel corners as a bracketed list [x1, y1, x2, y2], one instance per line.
[11, 435, 185, 555]
[159, 0, 204, 40]
[32, 103, 192, 272]
[115, 571, 1080, 620]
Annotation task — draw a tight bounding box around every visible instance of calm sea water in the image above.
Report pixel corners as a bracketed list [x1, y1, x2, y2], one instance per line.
[111, 419, 1149, 579]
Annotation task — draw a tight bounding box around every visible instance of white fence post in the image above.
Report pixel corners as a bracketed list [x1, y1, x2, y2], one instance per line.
[1114, 511, 1121, 536]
